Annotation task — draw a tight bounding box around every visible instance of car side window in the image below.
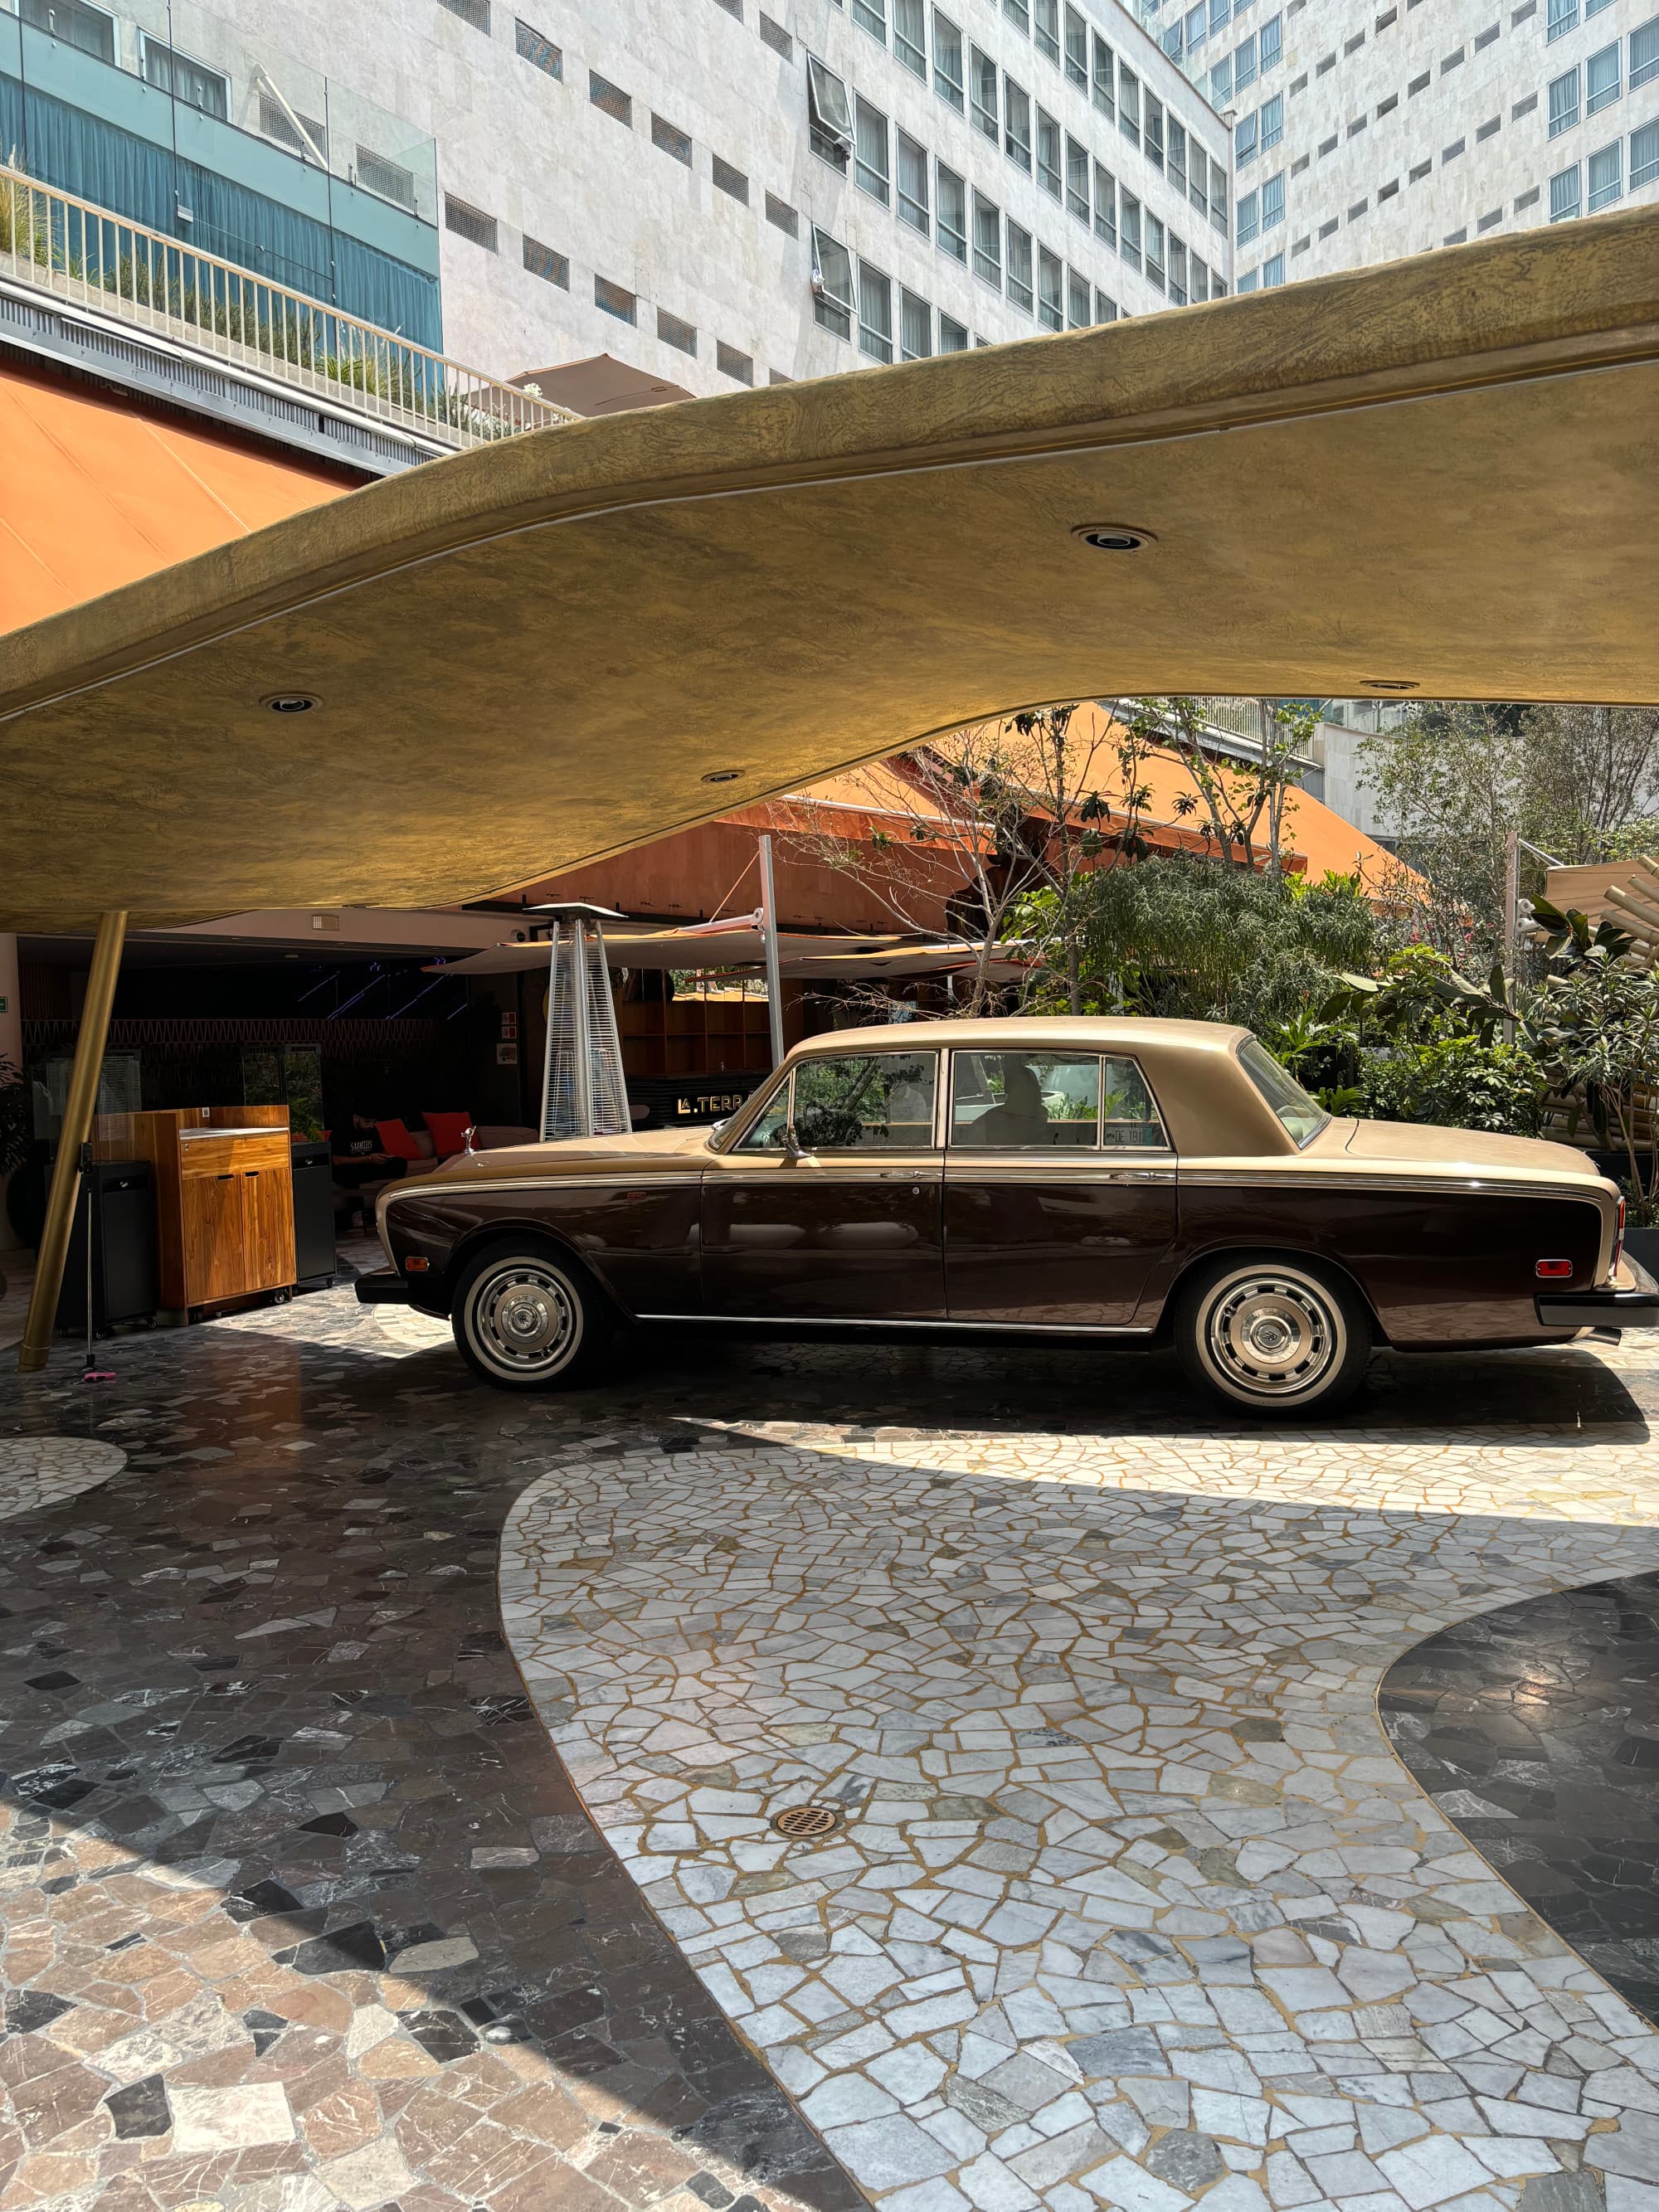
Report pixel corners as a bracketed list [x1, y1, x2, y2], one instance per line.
[795, 1052, 939, 1150]
[735, 1077, 795, 1152]
[951, 1052, 1102, 1148]
[1100, 1055, 1169, 1150]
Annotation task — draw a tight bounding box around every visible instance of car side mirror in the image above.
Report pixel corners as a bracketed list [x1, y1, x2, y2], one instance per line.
[782, 1121, 815, 1164]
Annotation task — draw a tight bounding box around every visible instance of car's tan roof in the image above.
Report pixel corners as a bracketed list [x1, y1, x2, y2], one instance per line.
[786, 1016, 1249, 1058]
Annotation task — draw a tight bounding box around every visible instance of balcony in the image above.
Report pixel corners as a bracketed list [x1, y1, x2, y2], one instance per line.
[0, 163, 575, 469]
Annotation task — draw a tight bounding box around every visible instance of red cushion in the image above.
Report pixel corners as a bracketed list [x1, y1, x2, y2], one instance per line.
[375, 1119, 422, 1160]
[424, 1111, 474, 1160]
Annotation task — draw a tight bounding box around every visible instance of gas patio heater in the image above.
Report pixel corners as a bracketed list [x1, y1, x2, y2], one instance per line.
[533, 903, 630, 1143]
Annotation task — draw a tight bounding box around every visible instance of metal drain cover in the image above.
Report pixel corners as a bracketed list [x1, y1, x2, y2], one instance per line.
[770, 1803, 843, 1841]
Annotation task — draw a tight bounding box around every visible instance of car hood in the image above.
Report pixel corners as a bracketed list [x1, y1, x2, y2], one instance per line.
[1315, 1116, 1603, 1183]
[420, 1125, 712, 1183]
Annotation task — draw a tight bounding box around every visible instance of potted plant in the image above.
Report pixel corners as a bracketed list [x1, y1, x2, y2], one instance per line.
[1530, 949, 1659, 1276]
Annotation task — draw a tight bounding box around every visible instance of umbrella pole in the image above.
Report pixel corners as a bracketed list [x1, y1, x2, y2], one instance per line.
[757, 834, 786, 1069]
[19, 909, 127, 1373]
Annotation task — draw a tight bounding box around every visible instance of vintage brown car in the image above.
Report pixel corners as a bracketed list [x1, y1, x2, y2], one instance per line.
[359, 1017, 1659, 1414]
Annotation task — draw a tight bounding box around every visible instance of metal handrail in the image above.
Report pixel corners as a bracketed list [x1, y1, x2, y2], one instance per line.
[0, 163, 577, 450]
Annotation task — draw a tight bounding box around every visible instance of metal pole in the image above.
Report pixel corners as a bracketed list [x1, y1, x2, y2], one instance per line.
[757, 834, 786, 1070]
[538, 920, 562, 1140]
[1503, 829, 1520, 1046]
[19, 909, 127, 1373]
[572, 922, 594, 1139]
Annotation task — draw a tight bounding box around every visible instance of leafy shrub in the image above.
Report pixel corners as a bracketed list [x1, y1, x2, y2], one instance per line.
[1359, 1035, 1545, 1135]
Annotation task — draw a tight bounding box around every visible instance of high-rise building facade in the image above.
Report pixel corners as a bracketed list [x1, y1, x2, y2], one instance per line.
[1150, 0, 1658, 292]
[1, 0, 1232, 395]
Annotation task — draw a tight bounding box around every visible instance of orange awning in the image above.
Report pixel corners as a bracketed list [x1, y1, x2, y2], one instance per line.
[0, 357, 356, 634]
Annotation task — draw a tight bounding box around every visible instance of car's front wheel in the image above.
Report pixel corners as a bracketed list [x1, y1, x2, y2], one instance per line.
[450, 1240, 610, 1390]
[1175, 1255, 1370, 1417]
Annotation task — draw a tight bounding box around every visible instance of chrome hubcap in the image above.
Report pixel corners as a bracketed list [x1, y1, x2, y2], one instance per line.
[1207, 1275, 1335, 1398]
[474, 1265, 577, 1373]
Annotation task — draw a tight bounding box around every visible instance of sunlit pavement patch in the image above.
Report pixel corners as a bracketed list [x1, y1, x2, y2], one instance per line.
[502, 1412, 1659, 2212]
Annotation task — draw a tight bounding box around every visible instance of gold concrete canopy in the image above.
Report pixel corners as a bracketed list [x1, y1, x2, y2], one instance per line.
[3, 207, 1659, 930]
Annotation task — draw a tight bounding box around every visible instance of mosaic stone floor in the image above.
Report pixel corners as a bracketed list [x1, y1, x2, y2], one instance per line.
[1382, 1572, 1659, 2032]
[499, 1375, 1659, 2212]
[5, 1281, 1659, 2212]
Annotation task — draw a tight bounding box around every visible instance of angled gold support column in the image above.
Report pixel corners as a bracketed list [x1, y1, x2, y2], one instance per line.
[18, 910, 127, 1373]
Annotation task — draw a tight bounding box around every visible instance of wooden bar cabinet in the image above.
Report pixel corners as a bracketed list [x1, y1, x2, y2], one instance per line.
[101, 1106, 297, 1317]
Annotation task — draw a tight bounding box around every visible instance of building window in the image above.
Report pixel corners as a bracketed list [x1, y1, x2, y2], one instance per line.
[1170, 119, 1189, 194]
[1261, 11, 1282, 66]
[1633, 15, 1659, 89]
[940, 313, 971, 349]
[1350, 196, 1370, 217]
[1261, 93, 1284, 148]
[523, 236, 568, 285]
[1234, 32, 1257, 88]
[589, 70, 632, 124]
[1514, 90, 1539, 114]
[855, 96, 891, 202]
[1237, 111, 1258, 164]
[445, 194, 498, 249]
[760, 12, 793, 57]
[854, 0, 888, 44]
[971, 47, 999, 138]
[1442, 45, 1465, 70]
[1094, 161, 1117, 246]
[1586, 41, 1621, 112]
[1037, 245, 1064, 326]
[1144, 213, 1165, 290]
[812, 227, 855, 336]
[440, 0, 489, 27]
[973, 192, 1003, 285]
[1409, 157, 1432, 180]
[1037, 107, 1062, 194]
[1588, 136, 1623, 204]
[1477, 206, 1503, 229]
[1187, 0, 1209, 51]
[1514, 182, 1541, 207]
[935, 10, 965, 107]
[1262, 250, 1285, 284]
[1192, 254, 1210, 299]
[1121, 189, 1142, 267]
[653, 114, 693, 164]
[1212, 54, 1233, 101]
[1262, 170, 1285, 226]
[1005, 0, 1030, 32]
[139, 36, 229, 117]
[1145, 94, 1165, 172]
[1477, 114, 1501, 139]
[1210, 156, 1228, 231]
[937, 163, 969, 259]
[595, 274, 636, 321]
[1169, 236, 1188, 304]
[713, 0, 742, 19]
[901, 288, 932, 357]
[1064, 3, 1088, 83]
[657, 308, 698, 356]
[1632, 117, 1659, 182]
[1237, 187, 1259, 243]
[896, 0, 927, 75]
[1118, 66, 1141, 146]
[1005, 79, 1033, 168]
[1006, 221, 1034, 311]
[1238, 267, 1258, 291]
[898, 131, 930, 231]
[858, 260, 894, 359]
[1035, 0, 1061, 63]
[1190, 152, 1209, 219]
[713, 153, 749, 201]
[515, 19, 562, 75]
[1095, 287, 1119, 321]
[1068, 265, 1091, 324]
[1547, 0, 1578, 38]
[1092, 33, 1117, 120]
[1066, 135, 1091, 220]
[766, 192, 799, 234]
[1408, 68, 1429, 93]
[1550, 162, 1581, 216]
[807, 57, 854, 163]
[1549, 67, 1581, 133]
[718, 341, 754, 383]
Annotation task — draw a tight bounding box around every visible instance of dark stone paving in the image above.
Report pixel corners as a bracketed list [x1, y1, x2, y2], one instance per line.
[0, 1279, 1655, 2210]
[1382, 1570, 1659, 2035]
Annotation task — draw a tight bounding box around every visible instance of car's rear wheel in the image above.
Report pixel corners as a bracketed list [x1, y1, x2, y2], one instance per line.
[451, 1240, 610, 1390]
[1175, 1255, 1370, 1417]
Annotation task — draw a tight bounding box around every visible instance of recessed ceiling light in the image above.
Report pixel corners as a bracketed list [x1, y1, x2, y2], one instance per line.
[261, 692, 320, 714]
[1364, 678, 1418, 692]
[701, 769, 743, 785]
[1071, 523, 1156, 552]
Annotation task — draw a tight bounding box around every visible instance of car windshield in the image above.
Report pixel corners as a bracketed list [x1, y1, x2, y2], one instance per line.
[1238, 1037, 1330, 1149]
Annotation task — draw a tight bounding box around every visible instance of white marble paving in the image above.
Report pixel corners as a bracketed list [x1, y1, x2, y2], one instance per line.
[500, 1398, 1659, 2212]
[0, 1435, 126, 1521]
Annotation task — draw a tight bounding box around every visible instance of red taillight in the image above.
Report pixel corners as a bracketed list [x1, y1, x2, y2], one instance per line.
[1613, 1196, 1627, 1276]
[1535, 1259, 1574, 1279]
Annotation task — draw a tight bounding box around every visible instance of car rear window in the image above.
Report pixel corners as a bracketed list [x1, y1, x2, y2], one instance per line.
[1238, 1037, 1330, 1148]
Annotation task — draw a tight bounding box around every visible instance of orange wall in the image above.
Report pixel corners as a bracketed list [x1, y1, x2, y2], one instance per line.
[0, 357, 359, 634]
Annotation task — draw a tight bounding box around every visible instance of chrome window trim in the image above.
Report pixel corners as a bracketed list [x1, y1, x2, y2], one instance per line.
[724, 1045, 944, 1157]
[636, 1311, 1154, 1335]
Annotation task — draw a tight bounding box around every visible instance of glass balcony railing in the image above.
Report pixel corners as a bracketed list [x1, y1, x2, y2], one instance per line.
[0, 163, 577, 450]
